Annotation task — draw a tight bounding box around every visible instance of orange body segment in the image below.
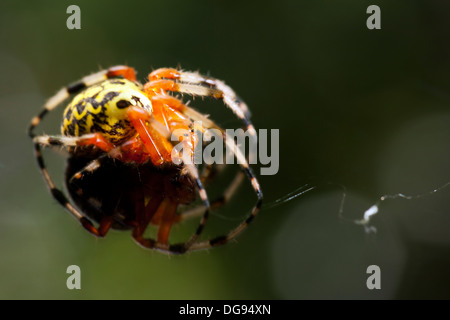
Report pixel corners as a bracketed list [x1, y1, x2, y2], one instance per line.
[106, 66, 137, 81]
[126, 106, 173, 166]
[148, 68, 180, 81]
[76, 133, 115, 152]
[144, 80, 179, 96]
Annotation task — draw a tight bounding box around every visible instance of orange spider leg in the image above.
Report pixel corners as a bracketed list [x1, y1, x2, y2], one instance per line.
[150, 198, 180, 245]
[150, 96, 198, 161]
[144, 80, 179, 96]
[148, 68, 180, 81]
[151, 98, 190, 130]
[132, 194, 163, 241]
[117, 136, 149, 163]
[106, 65, 137, 81]
[126, 106, 173, 166]
[76, 133, 115, 152]
[150, 95, 185, 111]
[80, 216, 113, 237]
[97, 216, 114, 236]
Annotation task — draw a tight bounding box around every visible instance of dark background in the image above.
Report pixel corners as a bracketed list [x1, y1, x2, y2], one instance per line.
[0, 0, 449, 299]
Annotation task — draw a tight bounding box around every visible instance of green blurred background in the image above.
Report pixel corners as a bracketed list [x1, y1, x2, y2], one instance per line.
[1, 0, 449, 299]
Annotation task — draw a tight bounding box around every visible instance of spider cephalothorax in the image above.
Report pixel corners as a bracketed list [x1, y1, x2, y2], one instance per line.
[28, 65, 262, 254]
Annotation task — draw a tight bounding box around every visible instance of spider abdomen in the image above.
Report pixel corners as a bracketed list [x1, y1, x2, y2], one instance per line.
[61, 79, 152, 144]
[65, 156, 196, 230]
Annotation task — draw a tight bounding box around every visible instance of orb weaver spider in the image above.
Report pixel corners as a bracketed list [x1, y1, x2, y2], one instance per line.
[28, 65, 263, 254]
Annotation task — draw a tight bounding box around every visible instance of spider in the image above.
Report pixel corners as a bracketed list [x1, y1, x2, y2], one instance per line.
[28, 65, 263, 254]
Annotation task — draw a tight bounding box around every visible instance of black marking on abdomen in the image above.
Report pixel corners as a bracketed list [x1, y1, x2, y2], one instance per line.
[75, 101, 87, 116]
[109, 80, 127, 85]
[65, 91, 121, 137]
[64, 106, 73, 121]
[64, 122, 76, 136]
[116, 99, 132, 109]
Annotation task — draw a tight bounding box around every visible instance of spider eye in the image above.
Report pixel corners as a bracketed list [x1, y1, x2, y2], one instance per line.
[116, 99, 132, 109]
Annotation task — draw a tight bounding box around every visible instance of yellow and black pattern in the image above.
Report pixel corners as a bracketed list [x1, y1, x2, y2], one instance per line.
[62, 79, 152, 144]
